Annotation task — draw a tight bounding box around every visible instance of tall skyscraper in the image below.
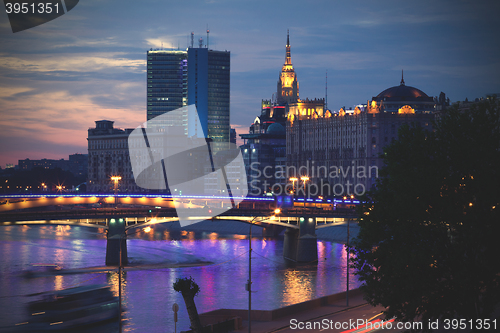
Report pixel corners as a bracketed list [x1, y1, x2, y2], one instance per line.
[188, 48, 230, 150]
[146, 45, 230, 149]
[146, 50, 188, 129]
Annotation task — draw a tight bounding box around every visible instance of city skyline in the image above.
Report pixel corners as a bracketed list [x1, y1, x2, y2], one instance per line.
[1, 0, 500, 167]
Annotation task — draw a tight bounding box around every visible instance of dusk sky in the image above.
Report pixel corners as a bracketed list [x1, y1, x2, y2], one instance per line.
[1, 0, 499, 168]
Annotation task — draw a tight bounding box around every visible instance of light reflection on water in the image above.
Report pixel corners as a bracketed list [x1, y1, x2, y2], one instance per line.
[0, 224, 359, 333]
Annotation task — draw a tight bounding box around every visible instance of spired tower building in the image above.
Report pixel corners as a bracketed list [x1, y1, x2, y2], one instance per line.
[277, 30, 299, 105]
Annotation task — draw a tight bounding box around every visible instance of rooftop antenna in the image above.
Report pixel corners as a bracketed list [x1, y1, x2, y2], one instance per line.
[199, 37, 203, 48]
[206, 25, 210, 49]
[325, 70, 328, 110]
[400, 69, 405, 86]
[191, 32, 194, 48]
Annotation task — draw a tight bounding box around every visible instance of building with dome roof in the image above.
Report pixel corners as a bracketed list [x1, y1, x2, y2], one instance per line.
[286, 75, 439, 197]
[367, 71, 435, 114]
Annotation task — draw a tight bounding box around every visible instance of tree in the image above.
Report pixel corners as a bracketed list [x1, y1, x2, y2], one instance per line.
[351, 96, 500, 330]
[173, 276, 203, 333]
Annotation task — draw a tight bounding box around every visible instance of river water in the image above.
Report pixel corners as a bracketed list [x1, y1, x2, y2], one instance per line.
[0, 222, 359, 332]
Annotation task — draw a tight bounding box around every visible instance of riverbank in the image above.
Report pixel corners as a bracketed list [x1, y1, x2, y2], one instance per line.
[194, 288, 366, 333]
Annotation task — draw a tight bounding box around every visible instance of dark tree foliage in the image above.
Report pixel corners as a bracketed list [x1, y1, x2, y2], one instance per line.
[351, 96, 500, 329]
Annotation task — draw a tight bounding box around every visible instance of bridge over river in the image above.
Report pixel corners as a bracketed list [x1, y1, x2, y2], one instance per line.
[0, 194, 358, 264]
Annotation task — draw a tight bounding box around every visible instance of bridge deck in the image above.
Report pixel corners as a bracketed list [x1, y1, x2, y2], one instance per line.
[0, 207, 357, 229]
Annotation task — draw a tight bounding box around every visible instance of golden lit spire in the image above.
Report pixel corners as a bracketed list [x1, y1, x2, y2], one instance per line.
[285, 29, 292, 66]
[277, 30, 299, 104]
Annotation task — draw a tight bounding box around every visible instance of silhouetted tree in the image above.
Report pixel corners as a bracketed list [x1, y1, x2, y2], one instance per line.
[351, 96, 500, 331]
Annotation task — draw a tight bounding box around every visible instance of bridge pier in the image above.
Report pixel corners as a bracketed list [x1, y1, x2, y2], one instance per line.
[283, 217, 318, 263]
[106, 218, 128, 266]
[262, 225, 285, 237]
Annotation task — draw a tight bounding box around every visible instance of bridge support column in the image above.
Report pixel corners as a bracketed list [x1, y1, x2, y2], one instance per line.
[262, 225, 285, 237]
[106, 218, 128, 266]
[283, 228, 299, 261]
[283, 216, 318, 263]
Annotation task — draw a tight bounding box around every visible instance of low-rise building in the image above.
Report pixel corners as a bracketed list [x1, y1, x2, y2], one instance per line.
[87, 120, 138, 193]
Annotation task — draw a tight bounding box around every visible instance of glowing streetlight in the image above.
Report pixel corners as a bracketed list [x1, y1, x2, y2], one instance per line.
[111, 176, 122, 206]
[300, 176, 309, 191]
[111, 175, 122, 186]
[289, 177, 298, 194]
[300, 176, 309, 203]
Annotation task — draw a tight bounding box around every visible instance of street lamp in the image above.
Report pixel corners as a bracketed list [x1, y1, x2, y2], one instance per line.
[111, 176, 122, 206]
[300, 176, 309, 195]
[107, 218, 127, 333]
[289, 177, 298, 194]
[346, 218, 350, 307]
[300, 176, 309, 206]
[115, 222, 153, 333]
[118, 229, 125, 333]
[247, 209, 280, 333]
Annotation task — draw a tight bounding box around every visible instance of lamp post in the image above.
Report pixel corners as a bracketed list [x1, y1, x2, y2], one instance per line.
[300, 176, 309, 206]
[289, 177, 298, 195]
[346, 218, 350, 307]
[111, 176, 121, 207]
[119, 231, 124, 333]
[248, 208, 280, 333]
[116, 223, 153, 332]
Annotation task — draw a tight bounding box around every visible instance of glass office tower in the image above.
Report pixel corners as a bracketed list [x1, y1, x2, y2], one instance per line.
[147, 47, 230, 150]
[188, 48, 230, 152]
[146, 50, 188, 130]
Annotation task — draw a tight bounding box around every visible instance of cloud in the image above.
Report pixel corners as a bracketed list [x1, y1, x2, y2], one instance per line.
[0, 54, 144, 74]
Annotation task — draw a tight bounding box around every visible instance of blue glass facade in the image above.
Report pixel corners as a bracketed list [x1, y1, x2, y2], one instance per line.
[147, 50, 188, 130]
[188, 48, 230, 151]
[146, 48, 230, 149]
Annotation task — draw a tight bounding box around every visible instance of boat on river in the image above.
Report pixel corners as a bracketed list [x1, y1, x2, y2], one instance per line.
[19, 284, 120, 331]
